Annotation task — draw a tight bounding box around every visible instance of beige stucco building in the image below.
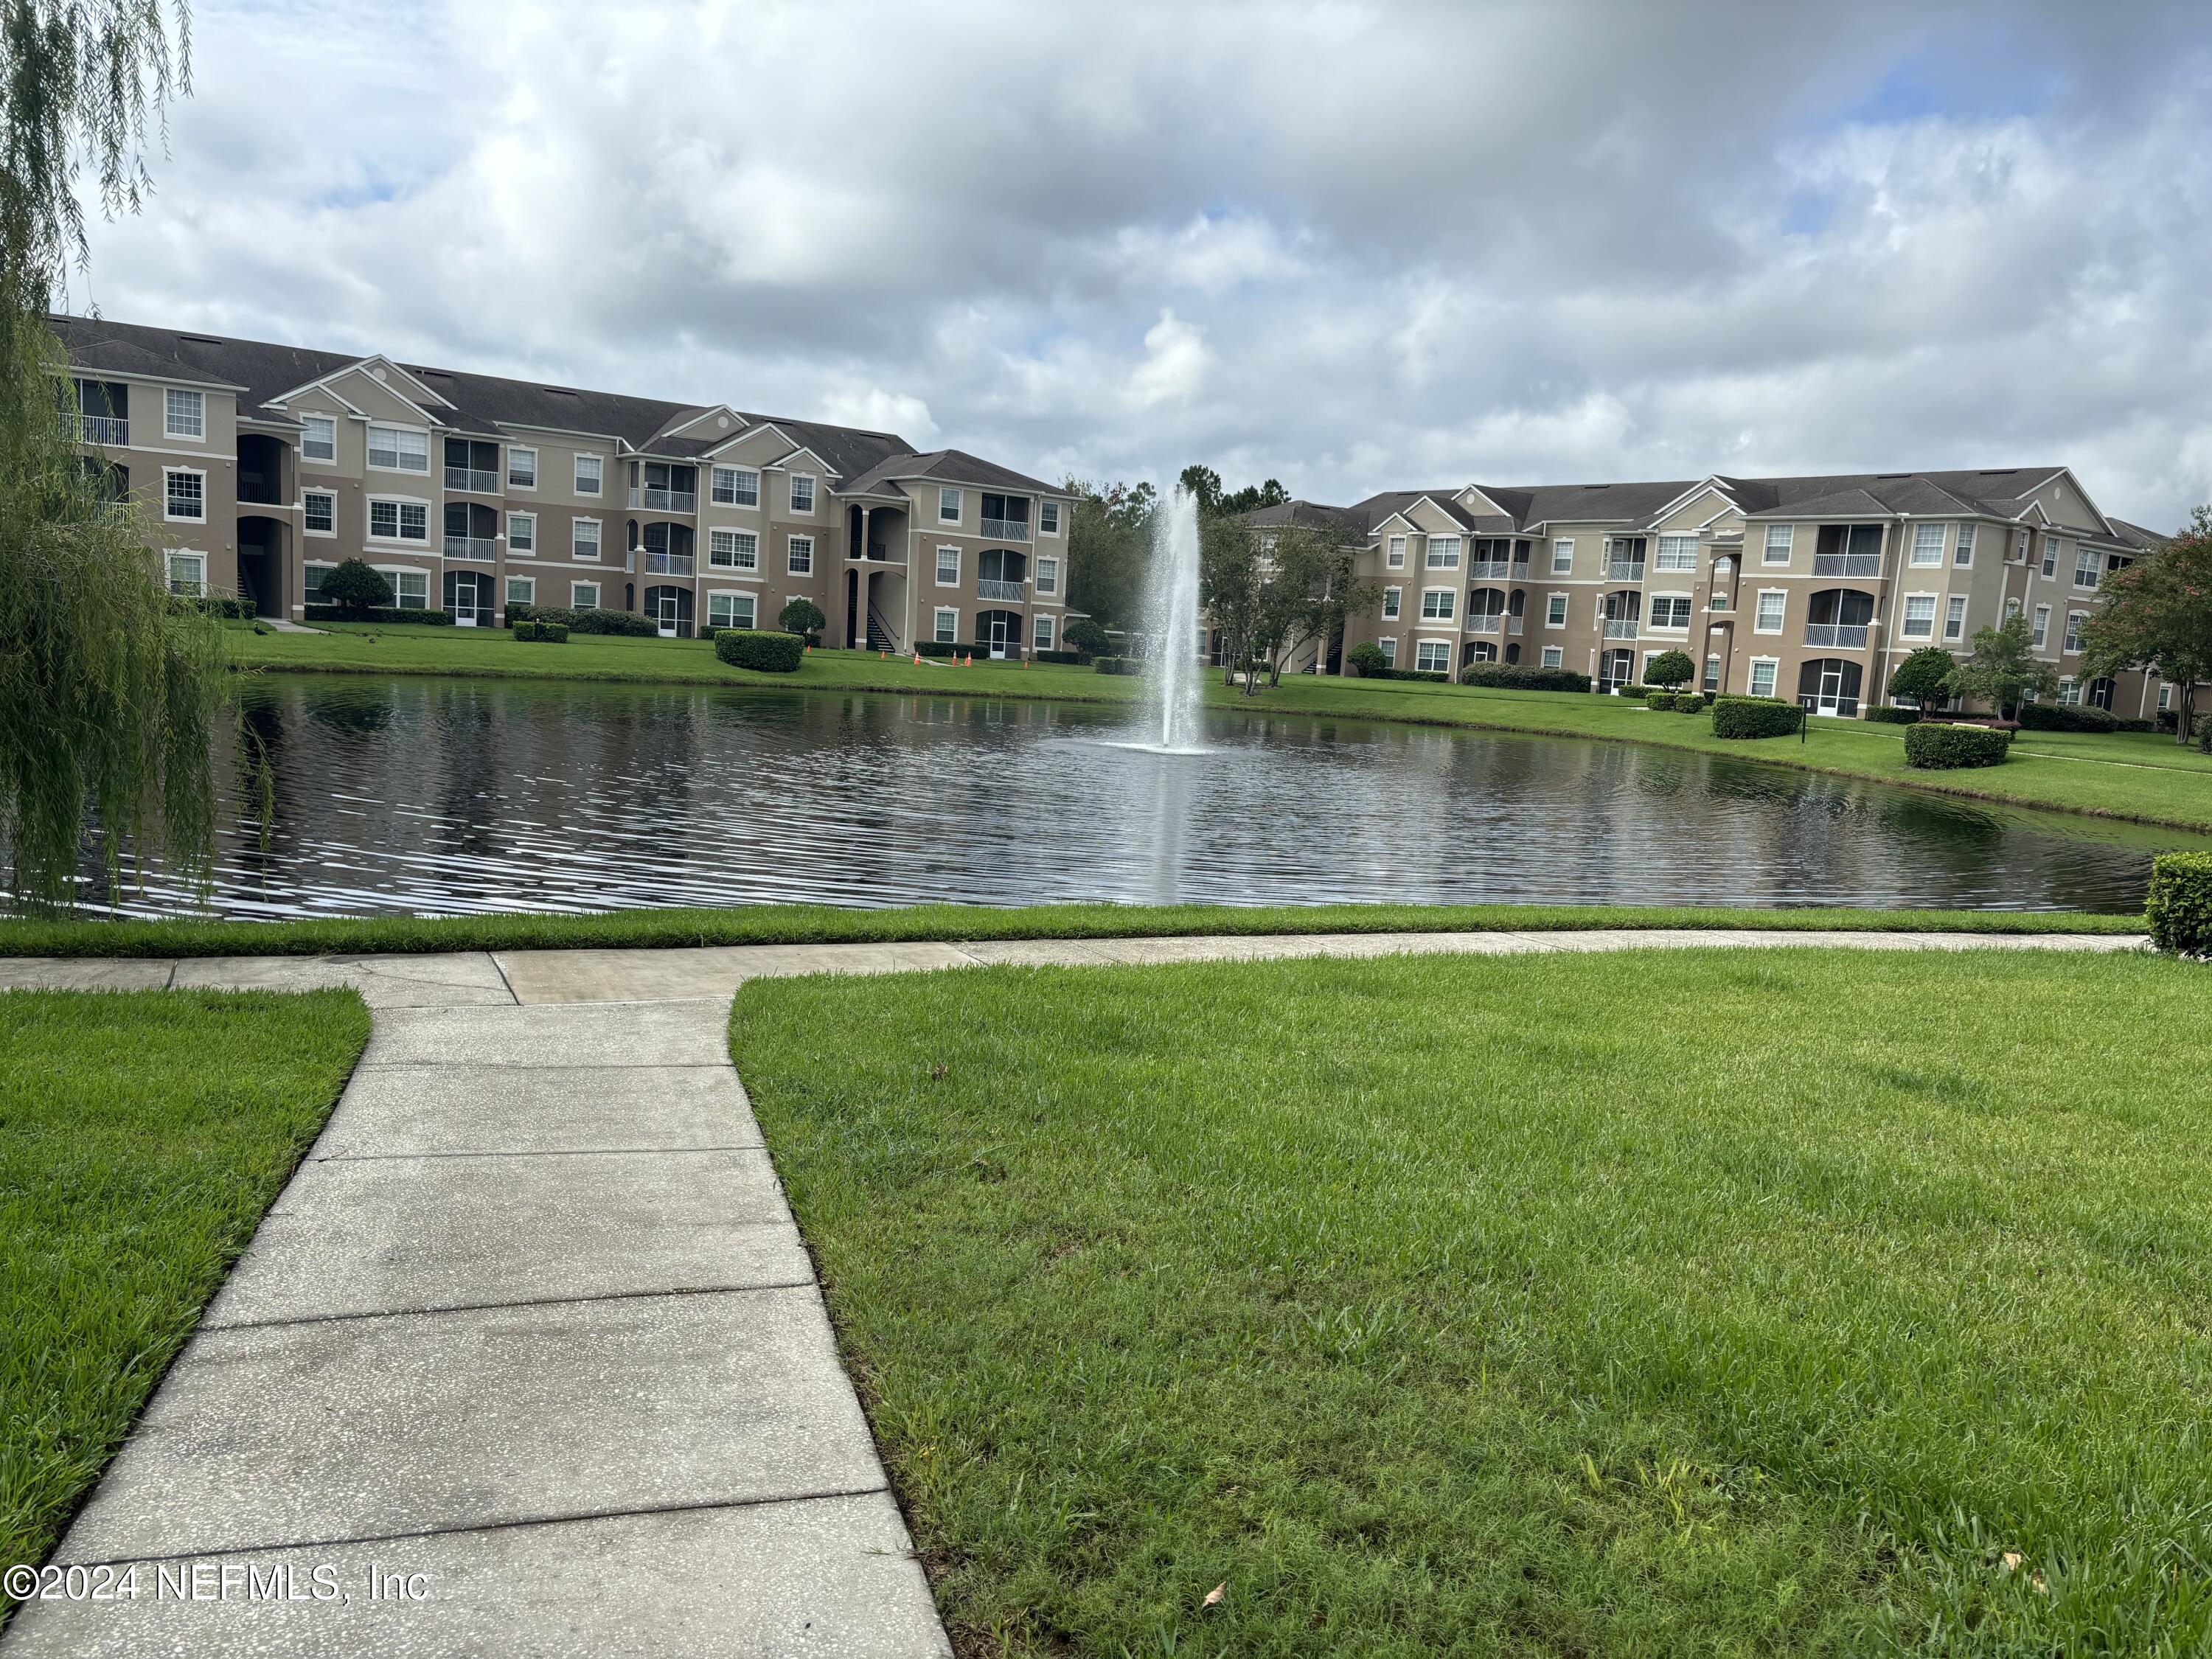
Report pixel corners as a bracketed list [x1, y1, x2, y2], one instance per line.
[54, 315, 1077, 658]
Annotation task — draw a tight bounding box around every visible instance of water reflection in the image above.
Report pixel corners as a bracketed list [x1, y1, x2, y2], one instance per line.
[77, 678, 2188, 918]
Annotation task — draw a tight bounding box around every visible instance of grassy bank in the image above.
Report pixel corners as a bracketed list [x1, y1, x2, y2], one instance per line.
[1, 990, 370, 1613]
[734, 949, 2212, 1655]
[0, 902, 2147, 960]
[229, 626, 2212, 832]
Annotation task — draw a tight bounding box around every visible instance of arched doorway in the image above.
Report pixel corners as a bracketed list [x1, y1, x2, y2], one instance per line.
[1797, 658, 1864, 718]
[974, 608, 1023, 658]
[643, 584, 695, 638]
[443, 568, 493, 627]
[237, 515, 286, 617]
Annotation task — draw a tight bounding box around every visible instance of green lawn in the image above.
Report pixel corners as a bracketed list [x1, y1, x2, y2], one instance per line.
[734, 948, 2212, 1656]
[0, 990, 369, 1611]
[229, 625, 2212, 832]
[0, 902, 2147, 961]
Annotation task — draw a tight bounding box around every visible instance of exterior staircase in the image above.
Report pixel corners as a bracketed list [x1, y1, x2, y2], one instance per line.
[866, 605, 897, 653]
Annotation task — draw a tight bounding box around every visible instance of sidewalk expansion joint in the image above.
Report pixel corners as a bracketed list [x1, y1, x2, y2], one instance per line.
[313, 1144, 768, 1163]
[201, 1279, 820, 1333]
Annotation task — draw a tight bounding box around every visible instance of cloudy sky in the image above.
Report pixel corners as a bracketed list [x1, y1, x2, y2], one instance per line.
[66, 0, 2212, 526]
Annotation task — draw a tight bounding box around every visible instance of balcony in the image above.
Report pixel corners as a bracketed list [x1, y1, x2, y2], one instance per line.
[1607, 560, 1646, 582]
[1468, 559, 1520, 580]
[644, 550, 695, 577]
[65, 412, 129, 446]
[1603, 618, 1639, 639]
[847, 543, 903, 563]
[1812, 553, 1882, 577]
[979, 516, 1031, 542]
[630, 486, 698, 513]
[1509, 616, 1525, 636]
[978, 577, 1025, 602]
[1467, 614, 1502, 634]
[444, 535, 497, 560]
[1804, 622, 1869, 649]
[445, 465, 501, 493]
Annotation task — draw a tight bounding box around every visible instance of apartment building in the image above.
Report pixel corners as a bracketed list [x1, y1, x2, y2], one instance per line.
[1248, 469, 2174, 717]
[52, 316, 1077, 658]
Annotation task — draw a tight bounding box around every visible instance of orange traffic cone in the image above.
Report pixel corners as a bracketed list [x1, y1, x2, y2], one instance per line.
[805, 644, 812, 655]
[911, 653, 920, 666]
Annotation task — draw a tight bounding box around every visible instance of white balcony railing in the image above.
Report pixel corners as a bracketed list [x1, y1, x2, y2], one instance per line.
[1466, 614, 1503, 634]
[1607, 560, 1646, 581]
[978, 577, 1025, 602]
[66, 412, 130, 446]
[1467, 559, 1516, 579]
[1509, 616, 1525, 636]
[444, 535, 497, 560]
[1804, 622, 1870, 649]
[1603, 618, 1639, 639]
[630, 486, 698, 512]
[1812, 553, 1882, 577]
[979, 516, 1032, 542]
[445, 465, 500, 493]
[643, 551, 695, 577]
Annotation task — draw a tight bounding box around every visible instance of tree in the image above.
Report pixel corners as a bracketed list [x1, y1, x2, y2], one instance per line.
[2080, 508, 2212, 743]
[1218, 477, 1289, 515]
[1064, 476, 1153, 628]
[1178, 464, 1223, 515]
[1644, 650, 1694, 690]
[1197, 511, 1265, 692]
[1944, 613, 2057, 720]
[0, 2, 228, 908]
[1249, 521, 1375, 686]
[1346, 641, 1388, 677]
[1886, 646, 1955, 711]
[778, 597, 825, 638]
[1063, 618, 1110, 658]
[319, 558, 392, 616]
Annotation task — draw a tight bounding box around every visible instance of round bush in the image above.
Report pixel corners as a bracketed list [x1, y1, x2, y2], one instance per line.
[1711, 695, 1804, 739]
[1904, 722, 2011, 769]
[2146, 852, 2212, 955]
[714, 628, 804, 672]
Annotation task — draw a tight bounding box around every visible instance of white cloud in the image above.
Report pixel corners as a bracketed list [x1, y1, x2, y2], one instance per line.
[817, 387, 938, 444]
[1126, 310, 1209, 408]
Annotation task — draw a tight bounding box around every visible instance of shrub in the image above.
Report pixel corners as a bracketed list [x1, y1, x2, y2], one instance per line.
[1095, 656, 1147, 676]
[1863, 705, 1921, 725]
[1346, 641, 1388, 677]
[1457, 664, 1592, 693]
[2115, 717, 2157, 734]
[1644, 650, 1694, 689]
[1711, 695, 1804, 739]
[1361, 667, 1449, 683]
[1615, 684, 1650, 699]
[1904, 722, 2011, 769]
[2018, 702, 2121, 734]
[179, 594, 254, 620]
[1672, 694, 1707, 713]
[1643, 691, 1677, 711]
[2146, 852, 2212, 955]
[319, 557, 392, 615]
[1064, 619, 1112, 658]
[1032, 650, 1088, 664]
[778, 597, 827, 636]
[714, 629, 804, 672]
[302, 605, 453, 625]
[2198, 721, 2212, 757]
[1886, 647, 1957, 712]
[509, 603, 655, 637]
[512, 621, 568, 643]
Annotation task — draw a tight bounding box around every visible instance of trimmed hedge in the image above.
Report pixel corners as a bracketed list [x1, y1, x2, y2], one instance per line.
[1672, 694, 1707, 714]
[507, 603, 657, 638]
[1863, 705, 1921, 725]
[713, 629, 804, 672]
[1457, 664, 1592, 694]
[1095, 656, 1146, 675]
[915, 640, 967, 658]
[1711, 695, 1804, 739]
[1033, 650, 1090, 665]
[1615, 684, 1651, 699]
[2019, 702, 2121, 734]
[1904, 722, 2011, 769]
[1644, 692, 1677, 711]
[303, 605, 453, 625]
[179, 595, 256, 619]
[2146, 852, 2212, 955]
[512, 621, 568, 643]
[1361, 667, 1450, 684]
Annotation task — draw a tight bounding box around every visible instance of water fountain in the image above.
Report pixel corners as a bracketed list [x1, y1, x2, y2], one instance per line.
[1140, 484, 1206, 753]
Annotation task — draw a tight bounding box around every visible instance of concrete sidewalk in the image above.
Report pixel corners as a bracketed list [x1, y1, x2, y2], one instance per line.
[0, 925, 2146, 1655]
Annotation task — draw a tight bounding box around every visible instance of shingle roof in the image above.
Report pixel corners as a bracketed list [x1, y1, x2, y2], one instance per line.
[1238, 500, 1367, 538]
[844, 448, 1061, 497]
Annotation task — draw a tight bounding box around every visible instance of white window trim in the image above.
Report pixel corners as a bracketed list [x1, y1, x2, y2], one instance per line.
[302, 488, 338, 538]
[1753, 588, 1787, 634]
[1544, 592, 1569, 628]
[1033, 613, 1057, 650]
[790, 473, 816, 514]
[507, 446, 538, 491]
[935, 545, 961, 586]
[938, 487, 962, 524]
[1909, 523, 1947, 567]
[1425, 535, 1461, 570]
[300, 413, 337, 465]
[161, 466, 207, 523]
[571, 517, 602, 561]
[1942, 595, 1968, 641]
[2030, 604, 2051, 648]
[1952, 524, 1975, 568]
[163, 388, 206, 442]
[1550, 538, 1574, 574]
[2063, 611, 2087, 654]
[1899, 591, 1939, 639]
[1747, 655, 1781, 698]
[507, 510, 537, 556]
[1381, 586, 1402, 620]
[1039, 501, 1062, 537]
[709, 527, 759, 571]
[1034, 556, 1060, 597]
[1413, 639, 1453, 673]
[570, 581, 602, 609]
[164, 549, 207, 596]
[1385, 535, 1406, 569]
[1419, 585, 1456, 621]
[933, 606, 959, 644]
[712, 465, 761, 509]
[371, 565, 431, 610]
[1377, 636, 1398, 666]
[505, 575, 536, 605]
[574, 453, 605, 497]
[366, 494, 432, 543]
[787, 535, 815, 575]
[706, 588, 758, 630]
[1653, 535, 1698, 573]
[1762, 524, 1794, 565]
[1540, 645, 1564, 668]
[365, 422, 431, 476]
[1647, 591, 1693, 630]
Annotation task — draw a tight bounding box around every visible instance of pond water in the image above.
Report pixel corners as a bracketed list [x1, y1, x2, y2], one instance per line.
[80, 678, 2185, 917]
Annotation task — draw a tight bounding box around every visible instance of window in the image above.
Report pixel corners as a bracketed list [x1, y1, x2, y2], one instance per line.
[391, 570, 428, 610]
[1414, 640, 1452, 674]
[2073, 546, 2101, 589]
[1901, 594, 1937, 638]
[1703, 654, 1721, 692]
[2026, 604, 2049, 647]
[1545, 592, 1568, 627]
[369, 499, 428, 542]
[1381, 587, 1401, 620]
[1655, 535, 1698, 571]
[506, 576, 535, 606]
[936, 546, 959, 585]
[2159, 684, 2173, 712]
[1943, 595, 1967, 641]
[1386, 535, 1406, 568]
[939, 487, 961, 524]
[708, 591, 757, 630]
[1748, 659, 1778, 698]
[1551, 538, 1573, 574]
[507, 447, 538, 489]
[507, 512, 535, 554]
[302, 414, 336, 462]
[304, 490, 335, 535]
[1540, 646, 1564, 669]
[1649, 595, 1692, 630]
[1754, 591, 1786, 633]
[2064, 611, 2085, 653]
[1953, 524, 1975, 567]
[1425, 535, 1461, 569]
[712, 466, 759, 507]
[790, 474, 815, 513]
[1420, 588, 1455, 621]
[165, 551, 206, 596]
[1910, 523, 1945, 566]
[574, 454, 602, 495]
[572, 518, 601, 560]
[709, 528, 757, 570]
[1377, 637, 1397, 667]
[1035, 557, 1060, 596]
[1034, 613, 1056, 651]
[366, 424, 428, 473]
[302, 563, 332, 600]
[1763, 525, 1794, 564]
[2059, 675, 2079, 705]
[164, 469, 205, 521]
[164, 388, 204, 439]
[1040, 501, 1061, 535]
[934, 608, 958, 644]
[2041, 537, 2059, 578]
[787, 535, 813, 575]
[571, 582, 600, 609]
